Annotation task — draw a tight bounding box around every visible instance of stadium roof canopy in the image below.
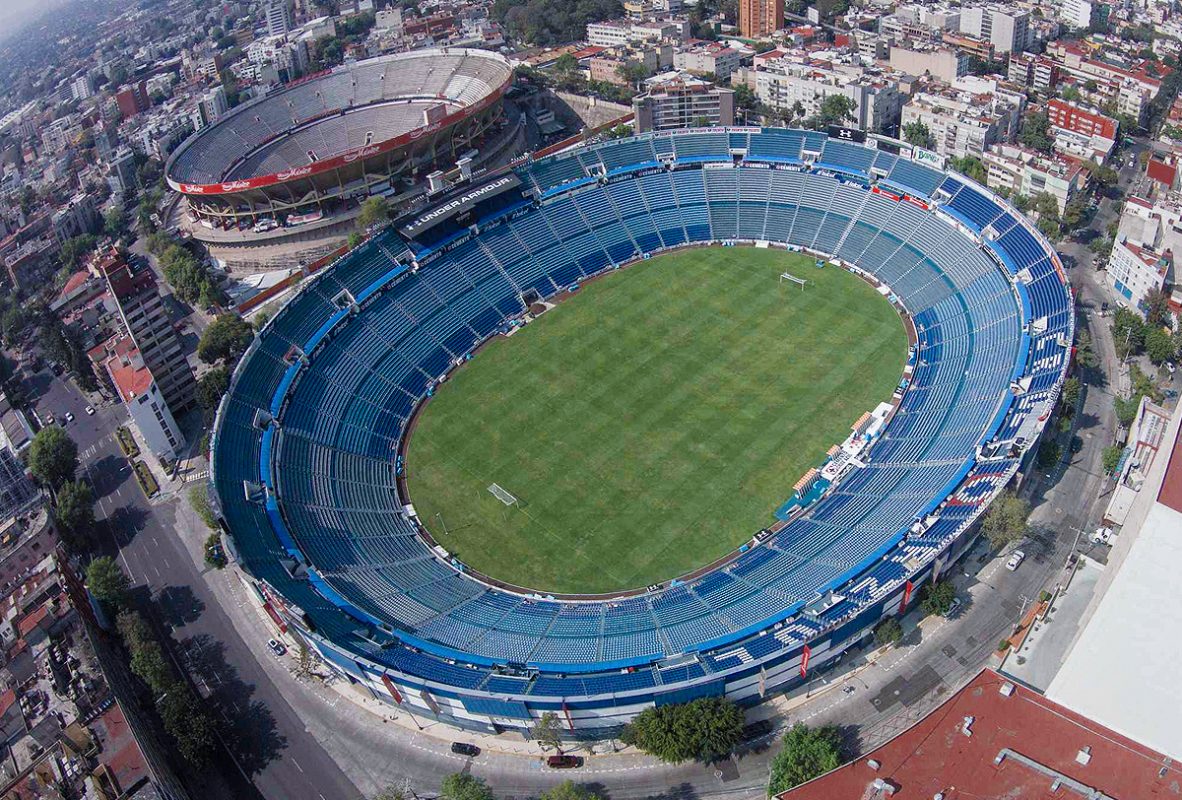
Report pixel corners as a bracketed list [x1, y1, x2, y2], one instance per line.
[1046, 403, 1182, 762]
[779, 669, 1182, 799]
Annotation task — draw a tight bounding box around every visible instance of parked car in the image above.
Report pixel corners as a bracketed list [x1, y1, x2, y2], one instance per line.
[946, 596, 964, 617]
[1005, 550, 1026, 571]
[266, 638, 286, 657]
[84, 406, 95, 416]
[43, 413, 54, 426]
[1092, 526, 1115, 546]
[451, 742, 480, 757]
[63, 412, 75, 424]
[546, 755, 583, 769]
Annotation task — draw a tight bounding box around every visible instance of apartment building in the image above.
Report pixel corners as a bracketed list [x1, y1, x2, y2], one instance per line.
[1107, 239, 1171, 313]
[95, 249, 196, 423]
[958, 5, 1031, 54]
[632, 74, 735, 131]
[673, 41, 741, 80]
[1047, 98, 1118, 139]
[900, 84, 1023, 159]
[103, 336, 184, 459]
[889, 46, 968, 83]
[981, 143, 1085, 213]
[1008, 52, 1059, 96]
[754, 56, 903, 133]
[739, 0, 783, 38]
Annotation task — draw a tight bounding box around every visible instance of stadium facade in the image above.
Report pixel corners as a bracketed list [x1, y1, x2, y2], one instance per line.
[164, 49, 517, 266]
[211, 127, 1073, 733]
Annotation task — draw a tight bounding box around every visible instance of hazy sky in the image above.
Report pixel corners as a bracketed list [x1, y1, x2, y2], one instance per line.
[0, 0, 55, 33]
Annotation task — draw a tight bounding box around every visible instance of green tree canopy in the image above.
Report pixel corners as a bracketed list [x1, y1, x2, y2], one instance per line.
[815, 94, 856, 127]
[1111, 307, 1145, 358]
[1019, 111, 1053, 154]
[530, 710, 564, 750]
[87, 557, 130, 609]
[620, 697, 744, 763]
[981, 491, 1029, 549]
[920, 579, 957, 616]
[55, 480, 95, 551]
[767, 724, 843, 795]
[1061, 376, 1082, 411]
[28, 425, 78, 488]
[1101, 444, 1124, 474]
[59, 234, 97, 271]
[197, 314, 254, 365]
[104, 206, 128, 239]
[439, 773, 495, 800]
[1141, 288, 1173, 329]
[196, 366, 230, 422]
[540, 781, 602, 800]
[873, 616, 903, 645]
[902, 120, 932, 148]
[1145, 325, 1175, 364]
[356, 196, 391, 231]
[157, 686, 219, 764]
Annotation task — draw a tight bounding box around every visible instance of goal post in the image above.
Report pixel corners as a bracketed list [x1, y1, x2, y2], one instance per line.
[487, 483, 518, 506]
[779, 271, 808, 290]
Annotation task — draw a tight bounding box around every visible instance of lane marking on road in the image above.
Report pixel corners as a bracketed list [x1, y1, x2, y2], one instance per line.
[291, 757, 305, 773]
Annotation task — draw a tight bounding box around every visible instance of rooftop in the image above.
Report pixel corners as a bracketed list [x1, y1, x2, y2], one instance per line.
[103, 338, 154, 403]
[780, 669, 1182, 800]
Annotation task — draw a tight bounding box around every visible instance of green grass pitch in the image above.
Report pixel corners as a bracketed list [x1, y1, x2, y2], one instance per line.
[406, 247, 908, 594]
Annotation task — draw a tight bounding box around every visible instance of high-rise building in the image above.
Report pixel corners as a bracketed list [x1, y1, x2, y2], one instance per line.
[96, 249, 197, 424]
[1058, 0, 1094, 29]
[959, 6, 1030, 54]
[114, 81, 150, 118]
[739, 0, 782, 38]
[633, 75, 735, 132]
[264, 0, 295, 38]
[103, 336, 185, 459]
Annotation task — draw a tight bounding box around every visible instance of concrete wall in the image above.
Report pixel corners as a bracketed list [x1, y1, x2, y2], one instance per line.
[545, 89, 632, 131]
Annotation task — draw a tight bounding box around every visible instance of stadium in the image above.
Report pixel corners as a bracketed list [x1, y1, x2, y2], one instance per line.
[164, 49, 517, 265]
[211, 127, 1073, 733]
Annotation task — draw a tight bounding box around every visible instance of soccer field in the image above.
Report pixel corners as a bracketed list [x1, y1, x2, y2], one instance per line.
[406, 247, 908, 594]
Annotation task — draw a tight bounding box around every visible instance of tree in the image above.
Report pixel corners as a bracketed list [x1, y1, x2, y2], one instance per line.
[1101, 445, 1124, 474]
[767, 724, 843, 795]
[28, 426, 78, 489]
[356, 196, 391, 232]
[1037, 438, 1062, 470]
[1141, 287, 1173, 328]
[0, 306, 28, 346]
[873, 616, 903, 645]
[196, 366, 230, 421]
[59, 234, 97, 271]
[920, 580, 956, 616]
[1019, 111, 1053, 154]
[733, 83, 759, 111]
[1061, 376, 1082, 411]
[620, 697, 744, 763]
[1113, 393, 1141, 426]
[948, 155, 986, 183]
[1111, 307, 1145, 358]
[1145, 325, 1175, 364]
[1075, 328, 1099, 369]
[816, 94, 856, 127]
[104, 206, 127, 239]
[190, 486, 219, 529]
[1061, 84, 1082, 102]
[157, 687, 219, 764]
[55, 480, 95, 550]
[530, 711, 563, 751]
[197, 314, 254, 364]
[981, 491, 1029, 549]
[541, 782, 601, 800]
[902, 120, 932, 148]
[616, 61, 651, 91]
[87, 556, 130, 609]
[439, 773, 495, 800]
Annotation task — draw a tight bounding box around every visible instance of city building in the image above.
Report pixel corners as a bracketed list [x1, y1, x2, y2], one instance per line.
[106, 147, 138, 197]
[1047, 97, 1118, 139]
[739, 0, 783, 39]
[632, 73, 735, 131]
[889, 45, 968, 83]
[193, 85, 229, 130]
[50, 194, 99, 245]
[754, 55, 903, 133]
[264, 0, 295, 38]
[70, 75, 93, 101]
[1059, 0, 1094, 29]
[96, 249, 196, 423]
[673, 41, 740, 81]
[114, 81, 150, 119]
[958, 5, 1030, 54]
[1105, 238, 1171, 313]
[982, 142, 1085, 213]
[1007, 52, 1059, 96]
[900, 85, 1023, 159]
[103, 336, 184, 459]
[777, 668, 1182, 799]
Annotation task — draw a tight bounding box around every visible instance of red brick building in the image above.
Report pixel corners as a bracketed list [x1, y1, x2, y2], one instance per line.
[114, 81, 149, 119]
[1047, 98, 1118, 140]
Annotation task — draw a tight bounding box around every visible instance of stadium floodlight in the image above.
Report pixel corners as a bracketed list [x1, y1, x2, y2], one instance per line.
[488, 483, 518, 506]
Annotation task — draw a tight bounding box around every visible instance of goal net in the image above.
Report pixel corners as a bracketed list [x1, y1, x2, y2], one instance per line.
[487, 483, 518, 506]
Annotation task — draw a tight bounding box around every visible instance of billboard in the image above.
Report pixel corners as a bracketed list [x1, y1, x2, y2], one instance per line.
[827, 125, 867, 143]
[398, 174, 523, 240]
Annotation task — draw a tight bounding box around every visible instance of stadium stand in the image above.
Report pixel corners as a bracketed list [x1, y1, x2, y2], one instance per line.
[212, 128, 1072, 732]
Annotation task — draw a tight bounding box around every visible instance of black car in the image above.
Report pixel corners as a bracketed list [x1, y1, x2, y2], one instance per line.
[451, 742, 480, 757]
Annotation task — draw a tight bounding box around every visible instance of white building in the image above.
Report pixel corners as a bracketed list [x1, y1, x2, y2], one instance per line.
[1058, 0, 1094, 29]
[981, 142, 1085, 214]
[900, 85, 1023, 159]
[673, 42, 741, 81]
[264, 0, 295, 38]
[1107, 238, 1171, 312]
[192, 85, 229, 131]
[70, 76, 93, 101]
[104, 339, 184, 459]
[958, 5, 1030, 54]
[753, 56, 903, 133]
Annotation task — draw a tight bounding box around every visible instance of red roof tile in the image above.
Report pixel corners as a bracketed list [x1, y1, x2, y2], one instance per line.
[1157, 417, 1182, 514]
[779, 669, 1182, 800]
[1147, 157, 1176, 186]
